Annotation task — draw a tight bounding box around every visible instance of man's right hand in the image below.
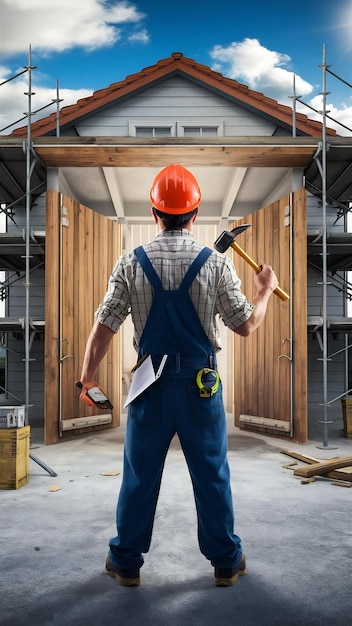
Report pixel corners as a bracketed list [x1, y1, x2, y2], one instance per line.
[76, 381, 113, 410]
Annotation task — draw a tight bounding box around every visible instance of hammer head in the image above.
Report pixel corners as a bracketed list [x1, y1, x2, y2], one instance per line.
[214, 224, 251, 253]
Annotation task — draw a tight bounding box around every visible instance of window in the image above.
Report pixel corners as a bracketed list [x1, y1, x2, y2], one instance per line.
[182, 126, 220, 137]
[179, 122, 223, 137]
[135, 127, 172, 137]
[129, 122, 176, 137]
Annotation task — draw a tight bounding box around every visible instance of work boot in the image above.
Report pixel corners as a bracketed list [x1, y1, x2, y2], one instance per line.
[214, 555, 246, 587]
[105, 556, 140, 586]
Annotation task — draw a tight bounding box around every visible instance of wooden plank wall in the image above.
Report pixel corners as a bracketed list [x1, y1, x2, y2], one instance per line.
[232, 190, 308, 443]
[44, 190, 121, 444]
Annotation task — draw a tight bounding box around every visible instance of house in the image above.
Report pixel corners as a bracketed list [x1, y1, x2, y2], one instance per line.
[1, 52, 352, 445]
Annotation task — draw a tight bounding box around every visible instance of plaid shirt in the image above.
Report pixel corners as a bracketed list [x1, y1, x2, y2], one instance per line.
[96, 229, 254, 352]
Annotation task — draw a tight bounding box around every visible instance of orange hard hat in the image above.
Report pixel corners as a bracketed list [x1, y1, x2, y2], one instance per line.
[150, 164, 201, 215]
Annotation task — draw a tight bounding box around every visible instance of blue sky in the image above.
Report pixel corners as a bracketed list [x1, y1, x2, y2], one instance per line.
[0, 0, 352, 133]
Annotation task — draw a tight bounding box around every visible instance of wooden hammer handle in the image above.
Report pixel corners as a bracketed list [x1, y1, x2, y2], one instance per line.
[231, 241, 289, 302]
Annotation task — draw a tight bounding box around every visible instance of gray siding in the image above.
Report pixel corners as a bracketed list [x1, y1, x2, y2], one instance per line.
[4, 196, 46, 426]
[306, 191, 344, 232]
[306, 193, 347, 437]
[74, 76, 282, 138]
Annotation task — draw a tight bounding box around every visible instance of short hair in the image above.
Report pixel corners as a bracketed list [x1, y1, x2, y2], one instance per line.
[153, 207, 198, 229]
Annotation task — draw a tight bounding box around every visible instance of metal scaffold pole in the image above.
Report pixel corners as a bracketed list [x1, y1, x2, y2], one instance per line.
[24, 45, 34, 427]
[24, 45, 57, 476]
[317, 44, 337, 450]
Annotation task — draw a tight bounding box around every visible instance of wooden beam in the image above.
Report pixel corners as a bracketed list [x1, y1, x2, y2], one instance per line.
[34, 145, 317, 168]
[293, 456, 352, 478]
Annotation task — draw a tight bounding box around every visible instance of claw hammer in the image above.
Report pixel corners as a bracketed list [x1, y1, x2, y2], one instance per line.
[214, 224, 289, 302]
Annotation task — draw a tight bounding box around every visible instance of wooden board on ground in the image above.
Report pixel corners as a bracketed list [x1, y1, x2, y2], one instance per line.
[292, 457, 352, 478]
[281, 450, 352, 482]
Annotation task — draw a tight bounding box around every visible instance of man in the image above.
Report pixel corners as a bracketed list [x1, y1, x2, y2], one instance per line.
[78, 164, 278, 587]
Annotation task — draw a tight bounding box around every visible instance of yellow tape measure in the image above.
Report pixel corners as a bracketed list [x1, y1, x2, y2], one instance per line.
[196, 368, 220, 397]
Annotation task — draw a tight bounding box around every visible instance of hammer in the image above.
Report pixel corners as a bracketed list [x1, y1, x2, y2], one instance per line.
[214, 224, 289, 302]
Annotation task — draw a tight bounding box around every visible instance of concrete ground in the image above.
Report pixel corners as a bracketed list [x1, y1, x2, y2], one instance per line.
[0, 414, 351, 626]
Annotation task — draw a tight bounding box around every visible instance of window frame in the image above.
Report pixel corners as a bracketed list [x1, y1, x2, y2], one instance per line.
[177, 122, 224, 137]
[129, 121, 177, 137]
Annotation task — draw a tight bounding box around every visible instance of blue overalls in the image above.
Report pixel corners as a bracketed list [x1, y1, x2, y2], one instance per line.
[108, 245, 242, 570]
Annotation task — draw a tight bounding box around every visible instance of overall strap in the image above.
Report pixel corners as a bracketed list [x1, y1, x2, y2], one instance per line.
[134, 246, 163, 290]
[179, 247, 213, 292]
[134, 245, 213, 292]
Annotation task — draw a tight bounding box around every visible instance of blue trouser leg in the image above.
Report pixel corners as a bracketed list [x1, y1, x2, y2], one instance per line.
[109, 381, 175, 569]
[175, 377, 242, 569]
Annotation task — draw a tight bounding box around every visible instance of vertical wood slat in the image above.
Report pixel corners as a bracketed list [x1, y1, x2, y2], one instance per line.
[277, 197, 291, 424]
[61, 198, 75, 420]
[45, 193, 121, 443]
[241, 219, 254, 416]
[72, 201, 82, 420]
[292, 189, 308, 442]
[44, 190, 61, 444]
[265, 205, 275, 418]
[232, 191, 307, 441]
[256, 207, 266, 418]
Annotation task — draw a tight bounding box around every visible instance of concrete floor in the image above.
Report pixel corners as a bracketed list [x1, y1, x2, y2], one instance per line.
[0, 415, 351, 626]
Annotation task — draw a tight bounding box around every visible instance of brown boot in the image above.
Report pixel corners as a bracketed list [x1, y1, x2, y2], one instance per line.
[214, 555, 246, 587]
[105, 556, 140, 587]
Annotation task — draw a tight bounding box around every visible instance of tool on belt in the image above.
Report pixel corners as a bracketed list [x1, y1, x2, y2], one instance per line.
[196, 368, 220, 398]
[75, 381, 113, 410]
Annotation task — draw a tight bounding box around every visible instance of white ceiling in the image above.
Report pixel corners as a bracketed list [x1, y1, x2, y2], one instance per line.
[60, 165, 293, 225]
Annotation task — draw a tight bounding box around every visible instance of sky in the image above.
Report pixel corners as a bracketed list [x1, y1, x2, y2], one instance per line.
[0, 0, 352, 134]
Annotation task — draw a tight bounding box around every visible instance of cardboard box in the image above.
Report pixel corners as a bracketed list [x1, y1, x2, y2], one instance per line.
[0, 426, 30, 489]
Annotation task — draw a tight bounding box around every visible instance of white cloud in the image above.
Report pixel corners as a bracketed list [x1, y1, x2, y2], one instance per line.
[0, 0, 149, 133]
[0, 67, 92, 133]
[0, 0, 146, 56]
[128, 28, 149, 43]
[210, 37, 352, 135]
[210, 38, 313, 103]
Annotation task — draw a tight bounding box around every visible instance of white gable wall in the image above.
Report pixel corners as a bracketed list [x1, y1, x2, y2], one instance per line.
[71, 76, 282, 138]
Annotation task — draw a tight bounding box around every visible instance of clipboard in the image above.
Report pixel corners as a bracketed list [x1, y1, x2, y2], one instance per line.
[124, 355, 168, 408]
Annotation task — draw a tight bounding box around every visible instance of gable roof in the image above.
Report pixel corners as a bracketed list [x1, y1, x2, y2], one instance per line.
[11, 51, 336, 138]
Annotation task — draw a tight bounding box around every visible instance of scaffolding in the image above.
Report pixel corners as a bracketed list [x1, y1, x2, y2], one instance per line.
[1, 44, 352, 451]
[0, 46, 60, 476]
[298, 45, 352, 448]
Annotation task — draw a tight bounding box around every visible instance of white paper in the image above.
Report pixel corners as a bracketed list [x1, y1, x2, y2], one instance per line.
[124, 355, 168, 407]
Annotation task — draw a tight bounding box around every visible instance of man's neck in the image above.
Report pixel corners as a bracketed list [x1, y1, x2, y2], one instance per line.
[158, 221, 193, 233]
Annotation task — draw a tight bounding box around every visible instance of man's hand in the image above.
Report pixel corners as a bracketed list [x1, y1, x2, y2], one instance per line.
[253, 264, 279, 294]
[76, 381, 113, 410]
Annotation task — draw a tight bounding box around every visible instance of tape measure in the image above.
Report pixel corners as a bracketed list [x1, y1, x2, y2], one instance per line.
[195, 368, 220, 398]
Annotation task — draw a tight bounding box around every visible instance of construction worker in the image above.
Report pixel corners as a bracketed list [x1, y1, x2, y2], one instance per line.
[78, 164, 278, 587]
